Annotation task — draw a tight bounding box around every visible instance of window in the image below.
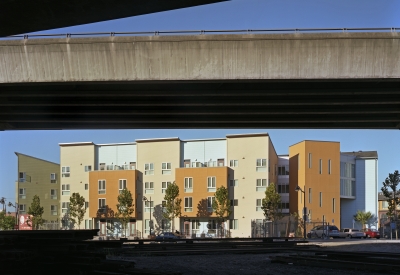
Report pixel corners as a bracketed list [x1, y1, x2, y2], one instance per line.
[162, 181, 171, 193]
[144, 201, 154, 212]
[50, 189, 57, 200]
[207, 177, 216, 192]
[332, 198, 335, 213]
[184, 159, 191, 168]
[278, 166, 289, 175]
[145, 163, 154, 175]
[217, 159, 224, 167]
[340, 179, 356, 197]
[51, 205, 58, 216]
[206, 160, 217, 167]
[319, 192, 322, 207]
[85, 201, 89, 210]
[207, 196, 215, 210]
[62, 166, 70, 177]
[230, 179, 238, 187]
[278, 184, 289, 193]
[256, 179, 267, 192]
[62, 184, 70, 196]
[19, 172, 26, 182]
[119, 179, 127, 194]
[84, 165, 92, 172]
[256, 159, 267, 172]
[382, 201, 388, 208]
[230, 219, 238, 230]
[208, 220, 217, 230]
[308, 188, 312, 203]
[184, 178, 193, 193]
[145, 182, 154, 194]
[162, 162, 171, 175]
[192, 219, 200, 230]
[50, 173, 57, 183]
[85, 219, 92, 229]
[85, 183, 88, 190]
[280, 202, 289, 209]
[19, 188, 26, 199]
[230, 160, 238, 167]
[256, 199, 262, 211]
[184, 197, 193, 212]
[98, 180, 106, 194]
[328, 159, 331, 175]
[308, 209, 312, 221]
[62, 202, 69, 213]
[98, 199, 106, 214]
[19, 204, 26, 214]
[308, 153, 312, 168]
[319, 159, 322, 174]
[230, 199, 238, 206]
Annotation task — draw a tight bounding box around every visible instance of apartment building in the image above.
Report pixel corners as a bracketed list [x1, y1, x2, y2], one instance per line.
[57, 134, 378, 237]
[15, 152, 60, 225]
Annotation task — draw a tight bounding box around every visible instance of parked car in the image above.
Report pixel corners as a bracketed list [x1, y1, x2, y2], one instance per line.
[339, 228, 365, 238]
[361, 228, 380, 239]
[155, 232, 181, 241]
[307, 225, 340, 238]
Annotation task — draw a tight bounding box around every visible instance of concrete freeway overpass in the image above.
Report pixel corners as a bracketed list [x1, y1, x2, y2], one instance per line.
[0, 0, 227, 37]
[0, 32, 400, 130]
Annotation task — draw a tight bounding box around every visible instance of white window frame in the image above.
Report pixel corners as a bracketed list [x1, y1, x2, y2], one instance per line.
[62, 184, 70, 196]
[98, 198, 106, 212]
[229, 160, 238, 167]
[62, 202, 69, 213]
[50, 173, 57, 183]
[230, 179, 238, 187]
[19, 172, 26, 182]
[207, 196, 215, 210]
[145, 163, 154, 175]
[98, 180, 106, 194]
[184, 177, 193, 193]
[184, 197, 193, 212]
[51, 205, 58, 216]
[162, 162, 171, 175]
[50, 189, 57, 200]
[162, 181, 171, 193]
[256, 199, 262, 211]
[84, 165, 92, 172]
[207, 177, 216, 192]
[62, 166, 70, 177]
[145, 182, 154, 194]
[119, 179, 127, 194]
[19, 204, 26, 214]
[256, 159, 267, 172]
[230, 219, 238, 230]
[19, 188, 26, 199]
[256, 179, 267, 192]
[192, 219, 200, 231]
[144, 200, 154, 212]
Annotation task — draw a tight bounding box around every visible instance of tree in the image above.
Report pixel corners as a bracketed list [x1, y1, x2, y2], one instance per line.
[353, 210, 374, 229]
[163, 182, 182, 231]
[115, 188, 135, 237]
[27, 195, 44, 230]
[212, 186, 231, 237]
[291, 212, 305, 237]
[69, 192, 86, 229]
[0, 211, 16, 230]
[381, 170, 400, 220]
[261, 183, 283, 236]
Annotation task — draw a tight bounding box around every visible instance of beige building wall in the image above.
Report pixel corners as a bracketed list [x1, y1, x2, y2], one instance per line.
[289, 141, 341, 230]
[59, 142, 95, 229]
[136, 138, 181, 235]
[226, 133, 277, 237]
[15, 153, 60, 225]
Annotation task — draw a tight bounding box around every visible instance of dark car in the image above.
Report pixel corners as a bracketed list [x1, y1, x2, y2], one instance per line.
[307, 225, 340, 238]
[155, 232, 181, 241]
[362, 228, 380, 239]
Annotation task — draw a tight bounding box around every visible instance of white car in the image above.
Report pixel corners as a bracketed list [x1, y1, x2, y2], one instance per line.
[339, 228, 365, 238]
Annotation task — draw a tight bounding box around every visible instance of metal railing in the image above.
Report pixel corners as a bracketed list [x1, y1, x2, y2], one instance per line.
[4, 27, 399, 40]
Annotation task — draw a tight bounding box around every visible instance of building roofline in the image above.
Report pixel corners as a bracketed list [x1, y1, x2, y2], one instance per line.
[135, 137, 180, 143]
[226, 133, 269, 139]
[59, 142, 95, 146]
[97, 142, 136, 146]
[181, 138, 226, 142]
[289, 140, 340, 147]
[341, 151, 378, 159]
[15, 152, 59, 165]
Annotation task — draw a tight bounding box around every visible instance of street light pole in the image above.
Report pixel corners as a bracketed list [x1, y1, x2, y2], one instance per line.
[295, 185, 306, 239]
[8, 201, 19, 230]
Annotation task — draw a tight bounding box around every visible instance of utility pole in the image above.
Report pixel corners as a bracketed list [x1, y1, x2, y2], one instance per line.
[295, 186, 307, 239]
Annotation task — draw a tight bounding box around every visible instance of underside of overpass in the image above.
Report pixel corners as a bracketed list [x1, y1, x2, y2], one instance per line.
[0, 0, 227, 37]
[1, 79, 400, 130]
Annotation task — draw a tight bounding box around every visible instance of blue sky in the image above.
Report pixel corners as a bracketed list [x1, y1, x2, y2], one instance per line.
[1, 0, 400, 202]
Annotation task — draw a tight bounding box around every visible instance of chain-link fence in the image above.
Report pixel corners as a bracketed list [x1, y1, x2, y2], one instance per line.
[251, 220, 297, 237]
[38, 222, 60, 230]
